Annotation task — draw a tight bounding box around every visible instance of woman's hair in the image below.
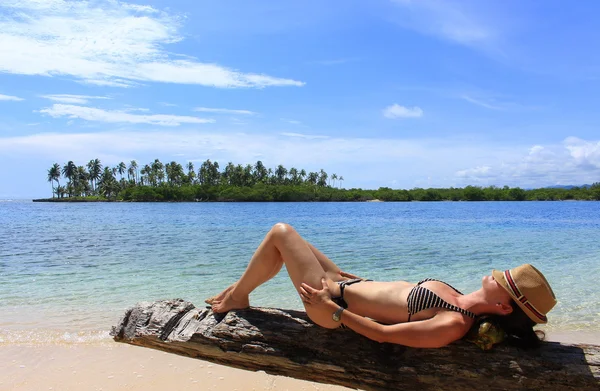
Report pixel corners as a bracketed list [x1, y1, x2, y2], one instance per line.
[488, 300, 544, 349]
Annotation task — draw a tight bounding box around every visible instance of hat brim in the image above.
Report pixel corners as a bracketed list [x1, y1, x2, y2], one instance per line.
[492, 269, 547, 324]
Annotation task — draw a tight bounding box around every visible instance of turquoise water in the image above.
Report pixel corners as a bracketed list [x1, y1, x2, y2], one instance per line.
[1, 200, 599, 344]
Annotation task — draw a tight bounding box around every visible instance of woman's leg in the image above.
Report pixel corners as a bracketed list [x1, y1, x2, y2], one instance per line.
[210, 223, 345, 327]
[306, 241, 343, 276]
[204, 238, 343, 305]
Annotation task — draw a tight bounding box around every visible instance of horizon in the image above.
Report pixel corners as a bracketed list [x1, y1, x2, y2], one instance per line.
[1, 1, 600, 199]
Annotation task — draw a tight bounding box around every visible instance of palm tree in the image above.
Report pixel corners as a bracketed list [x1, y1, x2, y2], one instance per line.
[331, 173, 338, 188]
[267, 168, 274, 185]
[141, 164, 152, 186]
[47, 163, 61, 198]
[299, 169, 307, 184]
[338, 176, 344, 189]
[233, 164, 244, 186]
[75, 166, 90, 196]
[99, 167, 117, 198]
[289, 167, 299, 185]
[186, 162, 195, 184]
[243, 164, 253, 186]
[56, 185, 66, 199]
[222, 162, 235, 185]
[253, 160, 268, 183]
[318, 169, 328, 187]
[86, 159, 102, 193]
[62, 161, 77, 197]
[128, 160, 138, 184]
[165, 161, 184, 185]
[275, 164, 287, 185]
[117, 162, 126, 181]
[66, 181, 74, 198]
[152, 159, 164, 185]
[210, 161, 220, 185]
[127, 162, 135, 183]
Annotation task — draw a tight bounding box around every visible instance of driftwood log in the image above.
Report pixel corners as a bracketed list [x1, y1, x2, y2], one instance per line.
[111, 299, 599, 391]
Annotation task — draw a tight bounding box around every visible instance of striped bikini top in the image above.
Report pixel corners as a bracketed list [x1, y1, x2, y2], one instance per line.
[407, 278, 477, 321]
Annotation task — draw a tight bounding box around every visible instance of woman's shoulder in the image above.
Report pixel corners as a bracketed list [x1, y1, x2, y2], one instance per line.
[433, 310, 475, 333]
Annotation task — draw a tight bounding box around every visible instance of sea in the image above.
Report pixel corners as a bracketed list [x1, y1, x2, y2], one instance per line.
[1, 200, 599, 345]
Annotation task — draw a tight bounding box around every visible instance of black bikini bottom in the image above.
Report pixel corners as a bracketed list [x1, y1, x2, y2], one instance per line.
[331, 278, 372, 309]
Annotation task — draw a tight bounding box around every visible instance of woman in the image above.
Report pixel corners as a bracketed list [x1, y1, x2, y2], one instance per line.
[207, 223, 557, 348]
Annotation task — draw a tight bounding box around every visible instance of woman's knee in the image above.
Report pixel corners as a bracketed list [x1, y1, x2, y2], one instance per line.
[269, 222, 296, 242]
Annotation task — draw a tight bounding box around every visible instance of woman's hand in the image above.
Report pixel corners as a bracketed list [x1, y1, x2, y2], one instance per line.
[300, 278, 332, 307]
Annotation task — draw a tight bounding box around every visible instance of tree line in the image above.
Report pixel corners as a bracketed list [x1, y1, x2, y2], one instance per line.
[46, 159, 344, 200]
[44, 158, 600, 202]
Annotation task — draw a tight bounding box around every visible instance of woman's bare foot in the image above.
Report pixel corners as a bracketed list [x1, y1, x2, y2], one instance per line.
[205, 283, 236, 305]
[211, 289, 250, 313]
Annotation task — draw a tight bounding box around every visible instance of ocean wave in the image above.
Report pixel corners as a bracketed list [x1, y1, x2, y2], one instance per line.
[0, 329, 112, 346]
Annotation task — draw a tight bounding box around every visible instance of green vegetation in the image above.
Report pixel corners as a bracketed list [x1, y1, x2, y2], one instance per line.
[42, 158, 600, 202]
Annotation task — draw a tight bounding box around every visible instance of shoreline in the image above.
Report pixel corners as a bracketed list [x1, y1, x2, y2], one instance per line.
[2, 326, 596, 346]
[31, 197, 599, 203]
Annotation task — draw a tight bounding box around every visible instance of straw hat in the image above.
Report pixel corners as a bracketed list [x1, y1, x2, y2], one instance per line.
[492, 264, 557, 324]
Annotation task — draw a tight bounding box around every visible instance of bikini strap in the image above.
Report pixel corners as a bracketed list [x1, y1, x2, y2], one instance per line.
[338, 278, 363, 298]
[417, 278, 464, 294]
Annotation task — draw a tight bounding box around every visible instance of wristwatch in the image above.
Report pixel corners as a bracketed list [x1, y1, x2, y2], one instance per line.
[332, 306, 345, 322]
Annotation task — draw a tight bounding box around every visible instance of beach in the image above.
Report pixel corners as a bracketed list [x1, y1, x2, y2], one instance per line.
[1, 343, 352, 391]
[2, 201, 599, 390]
[2, 331, 598, 391]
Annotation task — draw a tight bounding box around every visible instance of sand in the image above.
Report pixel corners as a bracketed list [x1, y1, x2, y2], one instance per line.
[1, 331, 597, 391]
[0, 343, 351, 391]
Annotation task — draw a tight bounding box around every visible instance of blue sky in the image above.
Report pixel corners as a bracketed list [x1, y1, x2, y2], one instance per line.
[1, 0, 599, 198]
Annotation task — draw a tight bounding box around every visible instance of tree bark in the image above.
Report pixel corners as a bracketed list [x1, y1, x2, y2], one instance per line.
[111, 299, 599, 391]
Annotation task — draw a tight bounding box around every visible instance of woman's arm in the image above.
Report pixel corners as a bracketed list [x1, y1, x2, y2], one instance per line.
[301, 279, 469, 348]
[339, 307, 469, 348]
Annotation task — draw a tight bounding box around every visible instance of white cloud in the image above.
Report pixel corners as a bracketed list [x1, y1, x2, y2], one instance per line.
[390, 0, 498, 49]
[460, 94, 537, 111]
[383, 104, 423, 119]
[0, 1, 304, 88]
[39, 104, 215, 126]
[281, 118, 302, 125]
[529, 145, 544, 155]
[122, 107, 150, 113]
[461, 95, 503, 110]
[230, 118, 248, 125]
[455, 139, 600, 186]
[193, 107, 256, 115]
[280, 132, 329, 139]
[0, 94, 24, 101]
[40, 94, 110, 104]
[456, 165, 492, 179]
[564, 137, 600, 168]
[0, 130, 436, 169]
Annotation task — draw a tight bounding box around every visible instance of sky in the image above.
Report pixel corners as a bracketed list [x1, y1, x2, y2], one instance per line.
[1, 0, 600, 198]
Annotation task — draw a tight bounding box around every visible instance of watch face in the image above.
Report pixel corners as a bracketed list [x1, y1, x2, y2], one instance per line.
[332, 308, 343, 322]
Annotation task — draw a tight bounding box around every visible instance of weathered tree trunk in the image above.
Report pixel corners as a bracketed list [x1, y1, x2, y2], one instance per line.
[111, 299, 599, 391]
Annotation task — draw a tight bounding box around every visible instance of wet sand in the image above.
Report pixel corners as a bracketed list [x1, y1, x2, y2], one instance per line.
[1, 331, 596, 391]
